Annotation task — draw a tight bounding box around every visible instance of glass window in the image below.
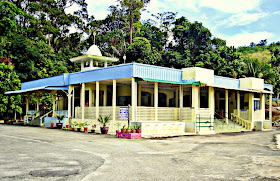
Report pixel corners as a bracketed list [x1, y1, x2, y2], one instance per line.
[254, 100, 260, 110]
[200, 87, 209, 108]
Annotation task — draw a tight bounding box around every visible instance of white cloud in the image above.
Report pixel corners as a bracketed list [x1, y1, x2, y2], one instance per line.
[199, 0, 262, 13]
[219, 12, 268, 27]
[223, 31, 274, 47]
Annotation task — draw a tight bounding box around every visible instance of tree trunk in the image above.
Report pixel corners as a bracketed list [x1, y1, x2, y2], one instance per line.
[129, 16, 133, 44]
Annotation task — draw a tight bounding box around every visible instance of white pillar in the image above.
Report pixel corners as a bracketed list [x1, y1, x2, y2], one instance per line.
[96, 81, 100, 122]
[25, 96, 29, 120]
[67, 86, 73, 127]
[269, 94, 272, 125]
[89, 86, 93, 107]
[36, 92, 40, 116]
[52, 93, 56, 117]
[249, 92, 254, 129]
[103, 85, 107, 106]
[72, 86, 75, 118]
[175, 87, 179, 108]
[225, 89, 229, 124]
[192, 85, 199, 122]
[260, 93, 265, 121]
[154, 82, 158, 121]
[208, 87, 215, 117]
[104, 62, 108, 67]
[81, 83, 85, 121]
[237, 91, 240, 117]
[180, 85, 183, 121]
[131, 78, 137, 123]
[138, 84, 142, 106]
[113, 79, 116, 130]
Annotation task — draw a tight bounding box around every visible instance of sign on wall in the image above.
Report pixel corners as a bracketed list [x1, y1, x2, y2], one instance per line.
[119, 107, 129, 119]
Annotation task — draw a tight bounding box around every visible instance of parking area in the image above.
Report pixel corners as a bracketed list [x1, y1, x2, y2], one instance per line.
[0, 124, 280, 180]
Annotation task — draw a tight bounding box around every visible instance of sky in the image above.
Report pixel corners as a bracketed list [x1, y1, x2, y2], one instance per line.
[82, 0, 280, 47]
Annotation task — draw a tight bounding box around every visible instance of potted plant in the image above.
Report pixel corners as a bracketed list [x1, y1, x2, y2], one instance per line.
[131, 125, 136, 133]
[135, 123, 141, 133]
[115, 122, 121, 133]
[83, 122, 89, 133]
[98, 115, 111, 134]
[50, 120, 55, 128]
[121, 125, 126, 133]
[91, 124, 96, 133]
[4, 117, 10, 124]
[56, 115, 64, 129]
[126, 125, 132, 133]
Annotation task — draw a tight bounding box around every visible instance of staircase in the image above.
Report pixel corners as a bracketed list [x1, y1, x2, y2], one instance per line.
[214, 118, 248, 133]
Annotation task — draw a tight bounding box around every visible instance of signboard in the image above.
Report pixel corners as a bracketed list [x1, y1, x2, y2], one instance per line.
[119, 107, 129, 119]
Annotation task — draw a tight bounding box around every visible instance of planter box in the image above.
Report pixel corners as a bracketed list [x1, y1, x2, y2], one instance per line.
[117, 131, 141, 139]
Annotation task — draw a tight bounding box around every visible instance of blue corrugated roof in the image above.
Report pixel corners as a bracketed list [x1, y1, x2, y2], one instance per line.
[15, 63, 273, 94]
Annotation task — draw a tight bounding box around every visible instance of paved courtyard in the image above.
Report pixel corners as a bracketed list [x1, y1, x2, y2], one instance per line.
[0, 124, 280, 181]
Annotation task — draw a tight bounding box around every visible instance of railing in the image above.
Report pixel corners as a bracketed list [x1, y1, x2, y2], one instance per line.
[231, 112, 251, 130]
[158, 107, 180, 121]
[137, 106, 155, 121]
[182, 108, 193, 121]
[99, 106, 113, 120]
[240, 110, 249, 120]
[196, 114, 214, 132]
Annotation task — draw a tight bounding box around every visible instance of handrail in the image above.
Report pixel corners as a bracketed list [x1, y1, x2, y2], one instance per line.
[40, 110, 53, 119]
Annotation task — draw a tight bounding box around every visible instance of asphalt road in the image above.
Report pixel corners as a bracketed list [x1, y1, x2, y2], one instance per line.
[0, 124, 280, 181]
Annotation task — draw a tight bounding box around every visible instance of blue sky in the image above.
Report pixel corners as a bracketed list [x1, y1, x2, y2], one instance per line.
[78, 0, 280, 47]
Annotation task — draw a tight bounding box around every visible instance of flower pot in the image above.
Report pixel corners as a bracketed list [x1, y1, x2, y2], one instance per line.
[71, 127, 75, 131]
[121, 129, 125, 133]
[136, 129, 141, 133]
[51, 123, 54, 128]
[91, 129, 95, 133]
[126, 129, 131, 133]
[4, 120, 10, 124]
[66, 125, 69, 128]
[84, 127, 88, 133]
[100, 127, 109, 134]
[56, 123, 63, 129]
[131, 129, 136, 133]
[77, 128, 81, 132]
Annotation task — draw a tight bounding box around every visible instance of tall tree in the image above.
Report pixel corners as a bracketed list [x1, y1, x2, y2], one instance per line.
[118, 0, 150, 44]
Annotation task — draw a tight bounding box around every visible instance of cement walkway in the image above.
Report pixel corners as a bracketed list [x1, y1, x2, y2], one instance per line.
[0, 124, 280, 180]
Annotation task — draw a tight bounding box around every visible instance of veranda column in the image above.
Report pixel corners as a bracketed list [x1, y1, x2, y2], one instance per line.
[154, 82, 158, 121]
[208, 87, 215, 118]
[52, 91, 57, 117]
[112, 79, 116, 130]
[89, 86, 93, 107]
[175, 87, 179, 108]
[192, 85, 199, 122]
[248, 92, 254, 129]
[67, 85, 73, 122]
[260, 93, 265, 121]
[131, 77, 137, 122]
[36, 92, 40, 117]
[237, 91, 240, 117]
[81, 83, 85, 121]
[25, 94, 30, 124]
[269, 94, 272, 127]
[103, 85, 107, 106]
[96, 81, 100, 122]
[179, 85, 183, 121]
[138, 84, 142, 106]
[225, 89, 229, 124]
[72, 86, 75, 118]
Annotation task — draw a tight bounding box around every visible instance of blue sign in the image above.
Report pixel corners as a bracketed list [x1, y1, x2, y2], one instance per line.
[119, 107, 129, 119]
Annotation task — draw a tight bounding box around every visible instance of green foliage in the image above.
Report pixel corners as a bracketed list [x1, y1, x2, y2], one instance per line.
[98, 115, 111, 127]
[0, 57, 22, 118]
